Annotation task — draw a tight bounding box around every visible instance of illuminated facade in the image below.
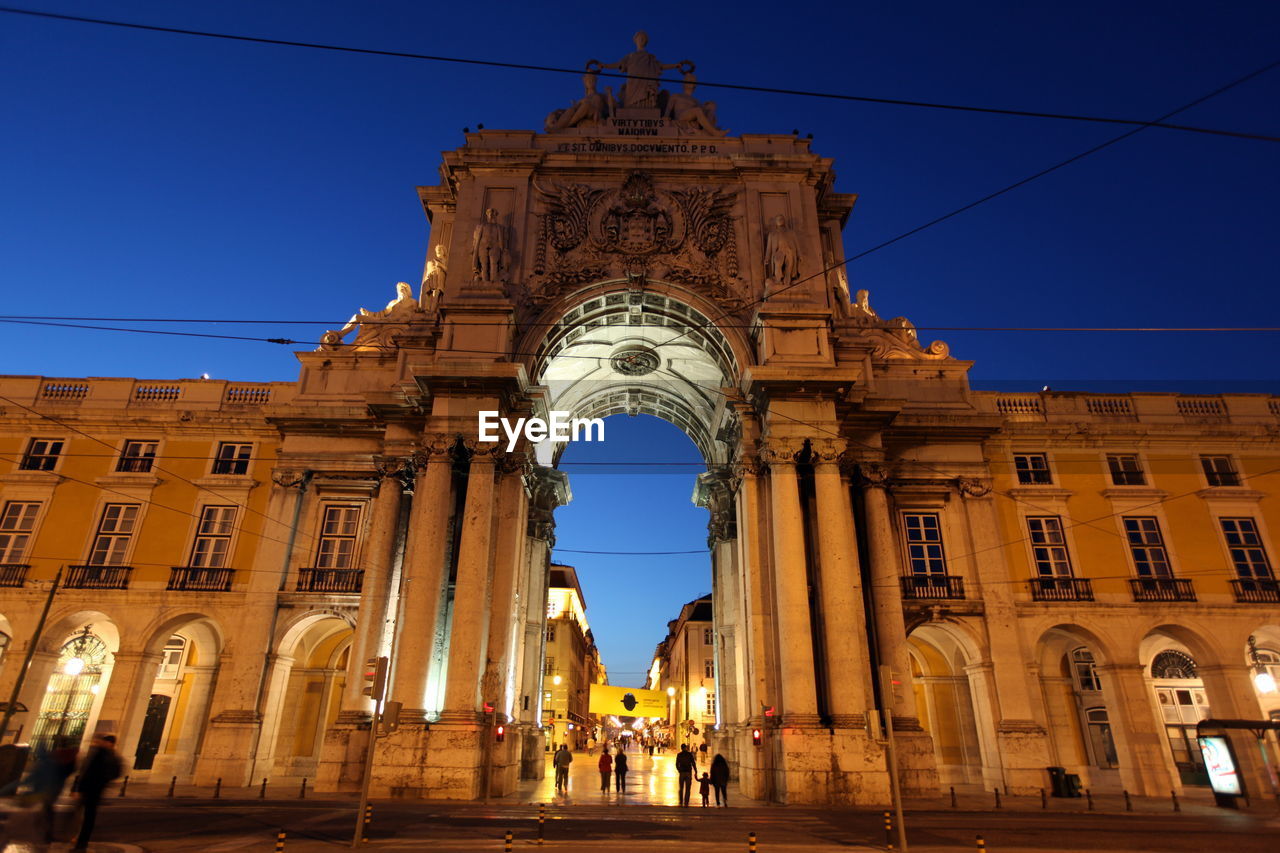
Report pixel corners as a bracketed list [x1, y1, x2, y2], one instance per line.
[541, 564, 605, 751]
[0, 34, 1277, 805]
[648, 596, 717, 742]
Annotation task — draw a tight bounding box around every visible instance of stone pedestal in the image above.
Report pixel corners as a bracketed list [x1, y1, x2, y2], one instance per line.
[739, 725, 893, 805]
[994, 719, 1053, 794]
[369, 720, 517, 799]
[193, 711, 262, 785]
[315, 721, 369, 792]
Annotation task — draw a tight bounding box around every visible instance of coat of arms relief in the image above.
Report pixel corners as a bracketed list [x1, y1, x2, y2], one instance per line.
[528, 171, 744, 310]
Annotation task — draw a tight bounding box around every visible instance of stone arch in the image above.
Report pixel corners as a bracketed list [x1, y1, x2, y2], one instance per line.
[24, 616, 120, 751]
[1245, 623, 1280, 720]
[121, 613, 227, 779]
[907, 622, 993, 788]
[259, 609, 355, 781]
[1136, 624, 1222, 792]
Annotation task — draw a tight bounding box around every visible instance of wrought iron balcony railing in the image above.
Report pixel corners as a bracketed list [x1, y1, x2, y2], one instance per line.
[66, 564, 132, 590]
[168, 566, 235, 592]
[296, 567, 364, 593]
[1129, 577, 1197, 602]
[900, 574, 966, 600]
[0, 564, 30, 587]
[1230, 577, 1280, 603]
[1028, 576, 1094, 602]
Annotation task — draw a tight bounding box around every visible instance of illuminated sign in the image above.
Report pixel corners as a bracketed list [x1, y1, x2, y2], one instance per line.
[1197, 735, 1242, 796]
[588, 684, 668, 717]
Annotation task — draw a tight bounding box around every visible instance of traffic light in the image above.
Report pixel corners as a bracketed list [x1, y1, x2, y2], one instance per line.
[362, 656, 389, 702]
[751, 728, 762, 746]
[496, 724, 506, 743]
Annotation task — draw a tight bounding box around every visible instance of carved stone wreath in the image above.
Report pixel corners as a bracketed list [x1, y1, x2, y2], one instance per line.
[610, 346, 660, 376]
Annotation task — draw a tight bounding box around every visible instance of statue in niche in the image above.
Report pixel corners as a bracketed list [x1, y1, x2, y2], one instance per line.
[421, 243, 447, 311]
[763, 214, 801, 291]
[321, 281, 420, 350]
[663, 73, 727, 136]
[545, 71, 613, 132]
[594, 31, 689, 109]
[472, 208, 509, 284]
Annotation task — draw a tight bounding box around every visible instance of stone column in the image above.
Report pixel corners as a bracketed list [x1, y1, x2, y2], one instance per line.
[389, 436, 455, 721]
[1097, 662, 1169, 796]
[483, 456, 527, 718]
[98, 650, 164, 761]
[957, 478, 1050, 791]
[859, 463, 918, 722]
[733, 457, 772, 721]
[439, 444, 499, 719]
[810, 440, 869, 723]
[338, 461, 408, 721]
[695, 468, 742, 730]
[761, 439, 819, 723]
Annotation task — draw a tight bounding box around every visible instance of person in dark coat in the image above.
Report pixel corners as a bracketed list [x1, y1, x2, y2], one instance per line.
[709, 753, 730, 806]
[674, 743, 696, 806]
[613, 747, 628, 792]
[72, 733, 122, 852]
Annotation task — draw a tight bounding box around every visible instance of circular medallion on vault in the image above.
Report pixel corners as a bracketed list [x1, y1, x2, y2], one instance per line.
[610, 346, 660, 376]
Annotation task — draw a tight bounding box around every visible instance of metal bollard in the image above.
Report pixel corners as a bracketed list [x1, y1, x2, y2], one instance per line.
[167, 776, 177, 798]
[976, 834, 986, 851]
[1171, 790, 1180, 812]
[748, 831, 758, 852]
[505, 830, 514, 852]
[994, 787, 1001, 809]
[299, 778, 307, 799]
[1124, 789, 1132, 811]
[538, 802, 545, 845]
[883, 811, 894, 849]
[275, 829, 286, 852]
[1085, 788, 1093, 811]
[362, 804, 373, 843]
[950, 785, 957, 808]
[117, 775, 129, 798]
[1040, 787, 1046, 809]
[260, 777, 268, 799]
[214, 777, 222, 799]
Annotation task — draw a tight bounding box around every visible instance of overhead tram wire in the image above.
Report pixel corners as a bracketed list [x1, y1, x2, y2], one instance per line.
[639, 55, 1280, 362]
[2, 5, 1276, 143]
[5, 315, 1280, 333]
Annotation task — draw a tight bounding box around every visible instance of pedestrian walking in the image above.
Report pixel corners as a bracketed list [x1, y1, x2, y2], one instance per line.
[553, 743, 573, 794]
[710, 753, 730, 806]
[71, 733, 122, 852]
[597, 750, 612, 792]
[0, 736, 78, 844]
[699, 772, 711, 807]
[675, 743, 696, 807]
[614, 748, 628, 792]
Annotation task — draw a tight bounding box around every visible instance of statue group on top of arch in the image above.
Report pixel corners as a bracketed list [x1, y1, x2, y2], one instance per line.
[544, 32, 727, 137]
[320, 280, 436, 352]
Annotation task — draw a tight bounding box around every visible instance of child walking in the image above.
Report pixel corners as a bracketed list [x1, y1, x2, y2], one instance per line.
[698, 772, 711, 807]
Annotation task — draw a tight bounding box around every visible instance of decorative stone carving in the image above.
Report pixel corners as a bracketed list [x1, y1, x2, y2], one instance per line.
[837, 287, 952, 361]
[764, 214, 801, 293]
[758, 438, 805, 465]
[321, 282, 422, 351]
[271, 469, 309, 489]
[663, 73, 727, 137]
[545, 72, 613, 132]
[593, 31, 689, 110]
[472, 208, 510, 285]
[957, 477, 993, 498]
[530, 171, 741, 307]
[695, 468, 738, 548]
[859, 461, 891, 486]
[526, 466, 570, 545]
[809, 437, 847, 464]
[422, 243, 447, 311]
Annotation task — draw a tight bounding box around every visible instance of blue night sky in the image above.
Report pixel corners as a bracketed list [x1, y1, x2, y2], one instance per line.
[2, 1, 1278, 681]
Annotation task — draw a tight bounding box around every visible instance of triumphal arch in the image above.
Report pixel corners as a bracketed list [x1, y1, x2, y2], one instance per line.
[266, 33, 989, 802]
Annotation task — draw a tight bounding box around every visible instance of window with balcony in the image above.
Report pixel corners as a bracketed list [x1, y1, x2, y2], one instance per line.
[116, 440, 158, 473]
[902, 512, 964, 599]
[19, 438, 63, 471]
[1124, 517, 1171, 577]
[190, 506, 235, 568]
[1201, 455, 1240, 487]
[1106, 454, 1145, 486]
[0, 501, 40, 564]
[212, 442, 252, 475]
[316, 505, 360, 568]
[1014, 453, 1052, 485]
[1221, 517, 1279, 602]
[1027, 516, 1091, 600]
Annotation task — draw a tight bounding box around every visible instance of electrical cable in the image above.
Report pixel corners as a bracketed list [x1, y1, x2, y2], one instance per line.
[2, 5, 1276, 143]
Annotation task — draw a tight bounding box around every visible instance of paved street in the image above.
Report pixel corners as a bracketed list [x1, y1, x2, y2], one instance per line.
[9, 750, 1274, 853]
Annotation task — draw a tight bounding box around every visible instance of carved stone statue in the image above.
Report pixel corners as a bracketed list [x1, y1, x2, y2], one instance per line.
[321, 281, 420, 350]
[663, 73, 727, 136]
[545, 72, 612, 132]
[597, 31, 687, 109]
[422, 243, 447, 310]
[472, 208, 509, 284]
[764, 214, 801, 290]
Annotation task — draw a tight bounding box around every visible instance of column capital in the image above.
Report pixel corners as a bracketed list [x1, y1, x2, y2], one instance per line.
[271, 468, 310, 490]
[859, 461, 893, 487]
[732, 455, 767, 478]
[809, 437, 848, 464]
[758, 438, 804, 465]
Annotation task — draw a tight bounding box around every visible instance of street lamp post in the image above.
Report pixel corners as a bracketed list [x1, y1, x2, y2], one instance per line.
[54, 626, 95, 743]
